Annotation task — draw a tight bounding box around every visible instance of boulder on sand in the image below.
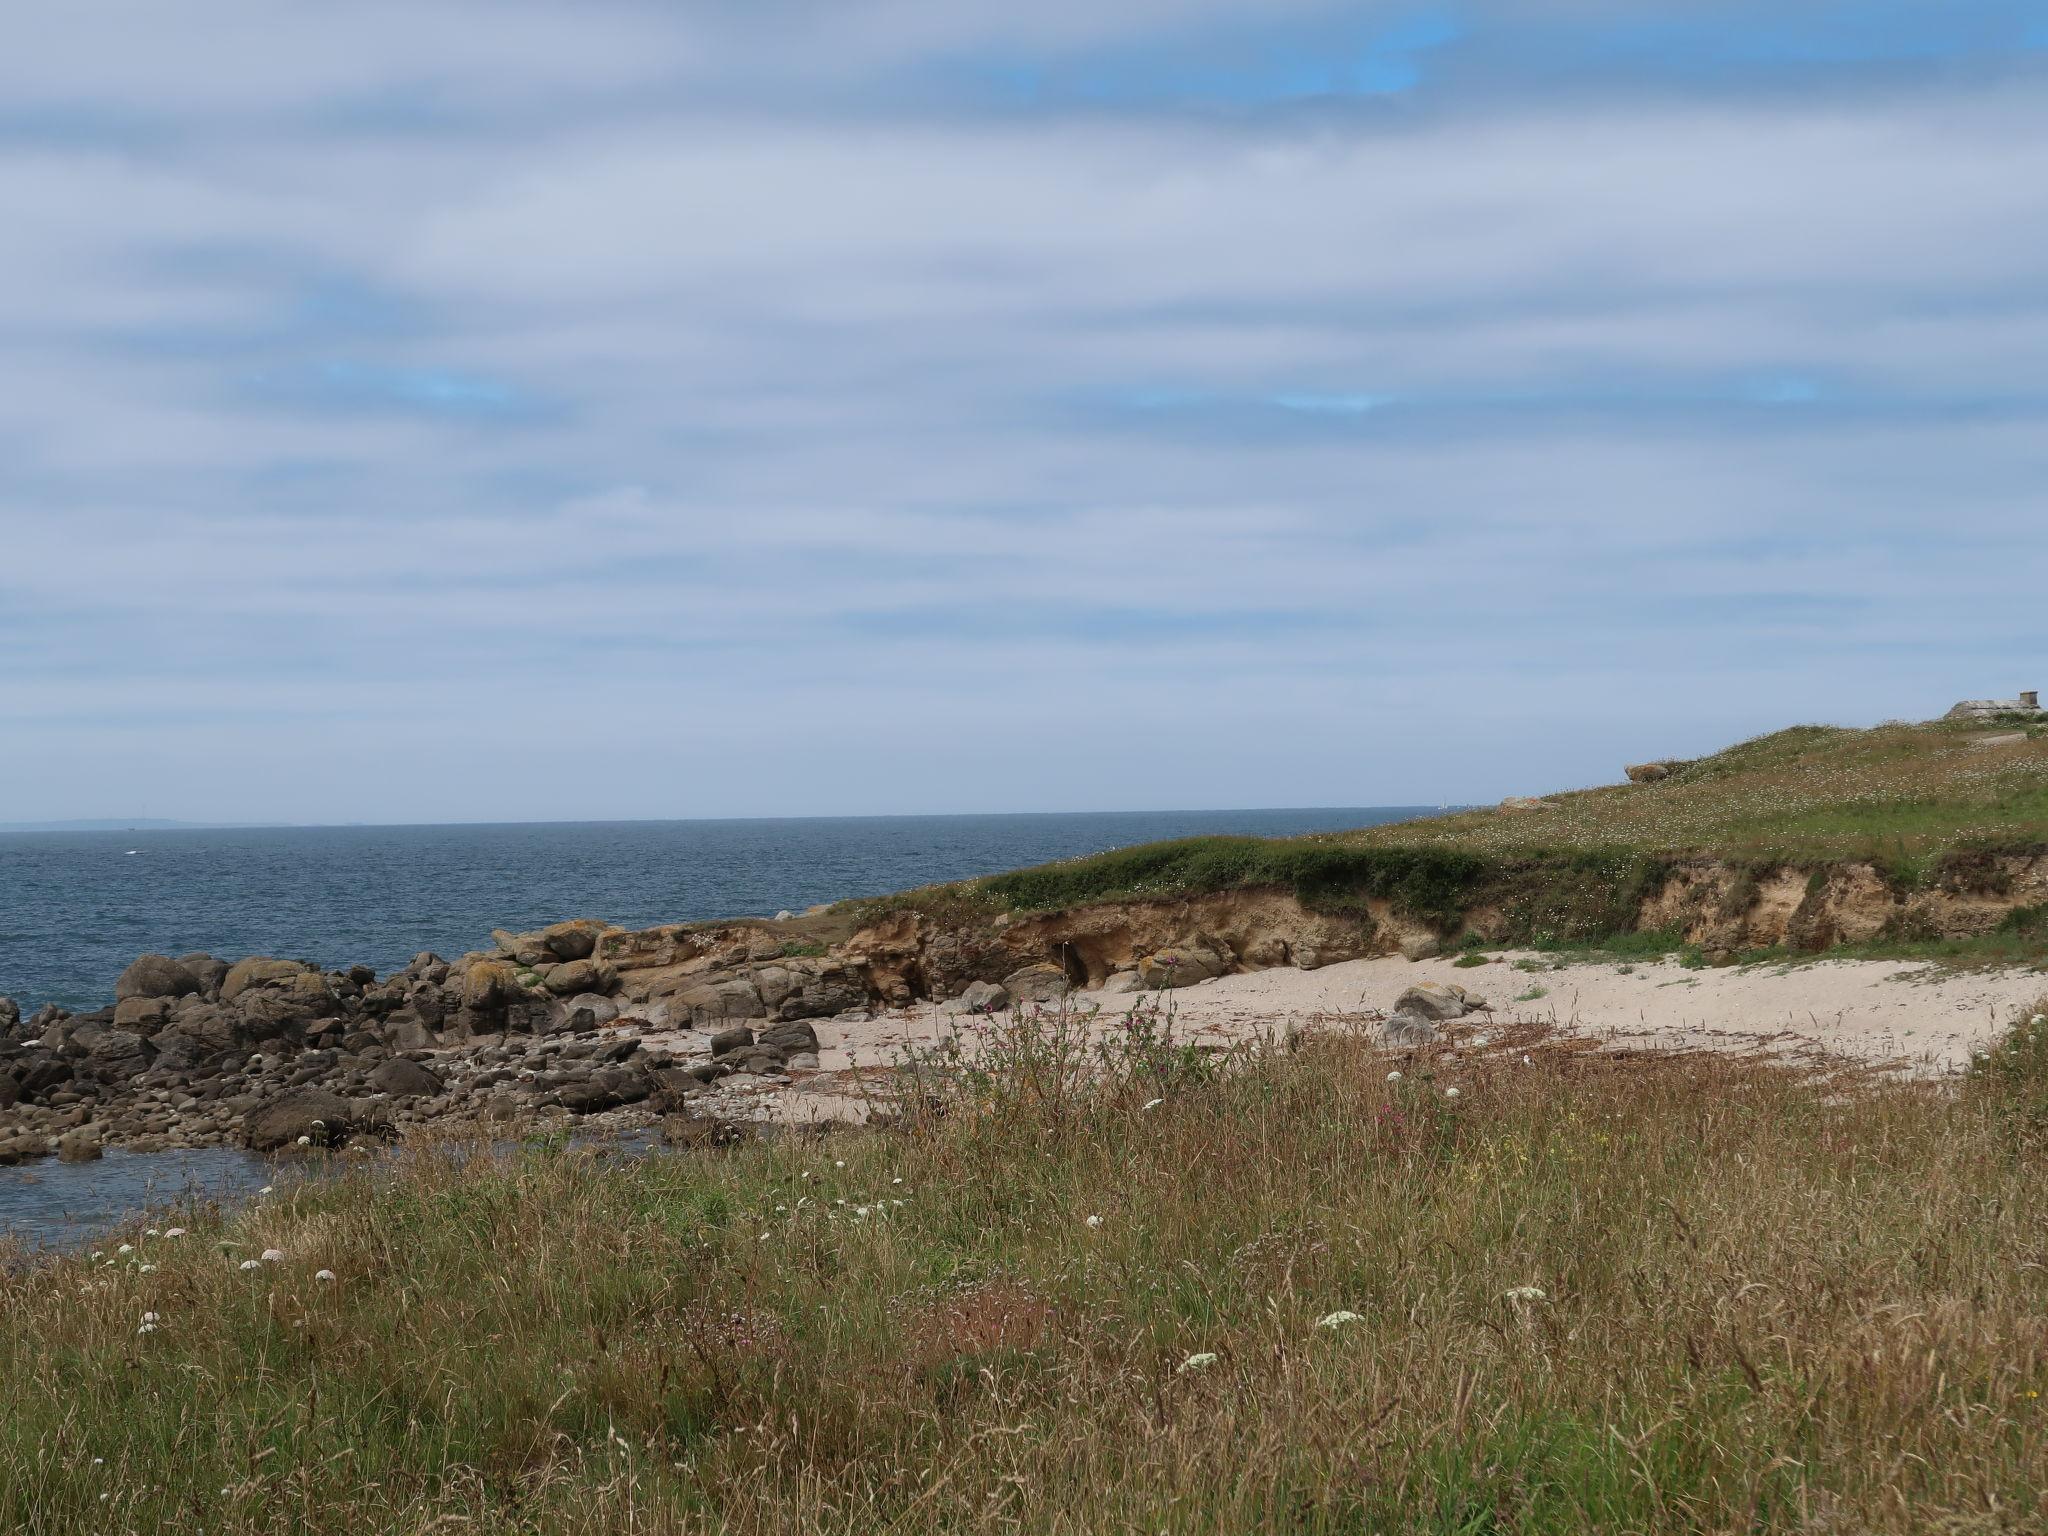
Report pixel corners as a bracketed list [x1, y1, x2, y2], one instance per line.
[1379, 1015, 1440, 1047]
[1003, 964, 1071, 1003]
[955, 979, 1009, 1013]
[1393, 982, 1481, 1022]
[1136, 941, 1231, 991]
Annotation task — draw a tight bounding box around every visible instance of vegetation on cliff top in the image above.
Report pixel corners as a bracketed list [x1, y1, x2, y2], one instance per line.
[915, 720, 2048, 922]
[7, 1004, 2048, 1533]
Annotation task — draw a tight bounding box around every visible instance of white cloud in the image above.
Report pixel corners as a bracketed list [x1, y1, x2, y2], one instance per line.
[1, 4, 2045, 821]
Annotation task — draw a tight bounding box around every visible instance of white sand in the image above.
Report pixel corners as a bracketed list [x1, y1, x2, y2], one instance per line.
[660, 953, 2046, 1125]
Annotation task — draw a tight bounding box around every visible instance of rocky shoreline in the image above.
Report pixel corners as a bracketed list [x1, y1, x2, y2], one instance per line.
[0, 888, 1487, 1167]
[12, 834, 2045, 1168]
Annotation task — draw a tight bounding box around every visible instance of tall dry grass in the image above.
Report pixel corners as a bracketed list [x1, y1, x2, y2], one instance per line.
[5, 1004, 2048, 1533]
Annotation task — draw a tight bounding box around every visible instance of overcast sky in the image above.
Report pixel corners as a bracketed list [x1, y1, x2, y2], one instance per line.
[3, 2, 2045, 824]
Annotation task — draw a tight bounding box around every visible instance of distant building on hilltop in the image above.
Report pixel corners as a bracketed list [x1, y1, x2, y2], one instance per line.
[1944, 690, 2043, 721]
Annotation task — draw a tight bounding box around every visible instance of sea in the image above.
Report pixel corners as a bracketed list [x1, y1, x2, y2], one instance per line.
[0, 808, 1431, 1014]
[2, 807, 1429, 1250]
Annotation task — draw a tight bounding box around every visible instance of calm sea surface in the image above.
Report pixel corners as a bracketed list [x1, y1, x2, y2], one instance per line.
[0, 808, 1429, 1014]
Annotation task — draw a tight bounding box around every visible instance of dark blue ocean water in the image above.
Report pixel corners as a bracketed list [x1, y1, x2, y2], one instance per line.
[0, 809, 1429, 1014]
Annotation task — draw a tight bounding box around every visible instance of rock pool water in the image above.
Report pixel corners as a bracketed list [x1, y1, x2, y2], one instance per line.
[0, 1147, 284, 1256]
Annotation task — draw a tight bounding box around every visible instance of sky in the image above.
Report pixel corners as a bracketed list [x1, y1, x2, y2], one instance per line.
[3, 1, 2046, 825]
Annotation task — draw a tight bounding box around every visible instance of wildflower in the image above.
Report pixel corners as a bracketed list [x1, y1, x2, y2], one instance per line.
[295, 1136, 312, 1147]
[90, 1251, 105, 1262]
[141, 1312, 159, 1324]
[260, 1249, 286, 1264]
[138, 1263, 157, 1275]
[891, 1177, 903, 1185]
[136, 1322, 158, 1336]
[1470, 1034, 1490, 1049]
[1178, 1352, 1219, 1373]
[1444, 1087, 1460, 1099]
[1504, 1286, 1547, 1303]
[117, 1244, 135, 1256]
[163, 1228, 186, 1240]
[314, 1270, 337, 1284]
[1316, 1311, 1365, 1330]
[257, 1185, 273, 1196]
[1142, 1097, 1164, 1111]
[834, 1159, 846, 1169]
[145, 1228, 160, 1238]
[238, 1260, 261, 1272]
[1386, 1070, 1402, 1082]
[1085, 1215, 1104, 1229]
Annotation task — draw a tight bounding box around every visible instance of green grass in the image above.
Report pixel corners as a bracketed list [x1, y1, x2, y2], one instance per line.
[846, 722, 2048, 960]
[11, 1000, 2048, 1533]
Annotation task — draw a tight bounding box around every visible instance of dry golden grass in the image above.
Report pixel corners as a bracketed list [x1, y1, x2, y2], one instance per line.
[1335, 721, 2048, 864]
[6, 998, 2048, 1533]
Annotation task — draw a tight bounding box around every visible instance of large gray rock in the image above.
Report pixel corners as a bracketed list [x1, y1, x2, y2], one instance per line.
[0, 997, 17, 1033]
[708, 1025, 756, 1058]
[1135, 940, 1231, 991]
[556, 1068, 650, 1114]
[540, 921, 600, 962]
[675, 975, 765, 1024]
[1393, 982, 1478, 1022]
[1379, 1014, 1440, 1047]
[221, 957, 311, 1003]
[751, 966, 797, 1010]
[57, 1128, 104, 1163]
[244, 1088, 356, 1150]
[559, 993, 619, 1029]
[757, 1020, 819, 1055]
[177, 953, 230, 996]
[1099, 971, 1147, 995]
[956, 980, 1010, 1013]
[368, 1058, 443, 1099]
[116, 954, 199, 1002]
[114, 995, 175, 1031]
[169, 1002, 237, 1052]
[1003, 964, 1071, 1003]
[542, 958, 614, 997]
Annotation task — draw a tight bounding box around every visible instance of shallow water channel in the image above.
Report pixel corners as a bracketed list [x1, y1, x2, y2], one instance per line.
[0, 1130, 670, 1259]
[0, 1146, 282, 1256]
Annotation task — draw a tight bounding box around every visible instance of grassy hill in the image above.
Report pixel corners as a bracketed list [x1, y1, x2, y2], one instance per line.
[865, 719, 2048, 956]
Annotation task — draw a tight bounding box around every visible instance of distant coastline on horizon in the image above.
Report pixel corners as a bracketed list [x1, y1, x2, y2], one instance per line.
[0, 804, 1452, 837]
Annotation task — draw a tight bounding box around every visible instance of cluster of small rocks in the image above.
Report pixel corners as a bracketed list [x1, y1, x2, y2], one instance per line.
[0, 919, 839, 1165]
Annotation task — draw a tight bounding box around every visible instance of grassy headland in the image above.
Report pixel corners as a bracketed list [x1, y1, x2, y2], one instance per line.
[864, 720, 2048, 957]
[7, 1007, 2048, 1533]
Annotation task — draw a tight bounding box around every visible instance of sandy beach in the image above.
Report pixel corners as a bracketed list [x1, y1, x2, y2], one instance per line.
[710, 952, 2048, 1124]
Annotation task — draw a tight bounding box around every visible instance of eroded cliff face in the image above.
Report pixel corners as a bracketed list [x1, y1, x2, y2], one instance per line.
[886, 852, 2048, 993]
[604, 851, 2048, 1012]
